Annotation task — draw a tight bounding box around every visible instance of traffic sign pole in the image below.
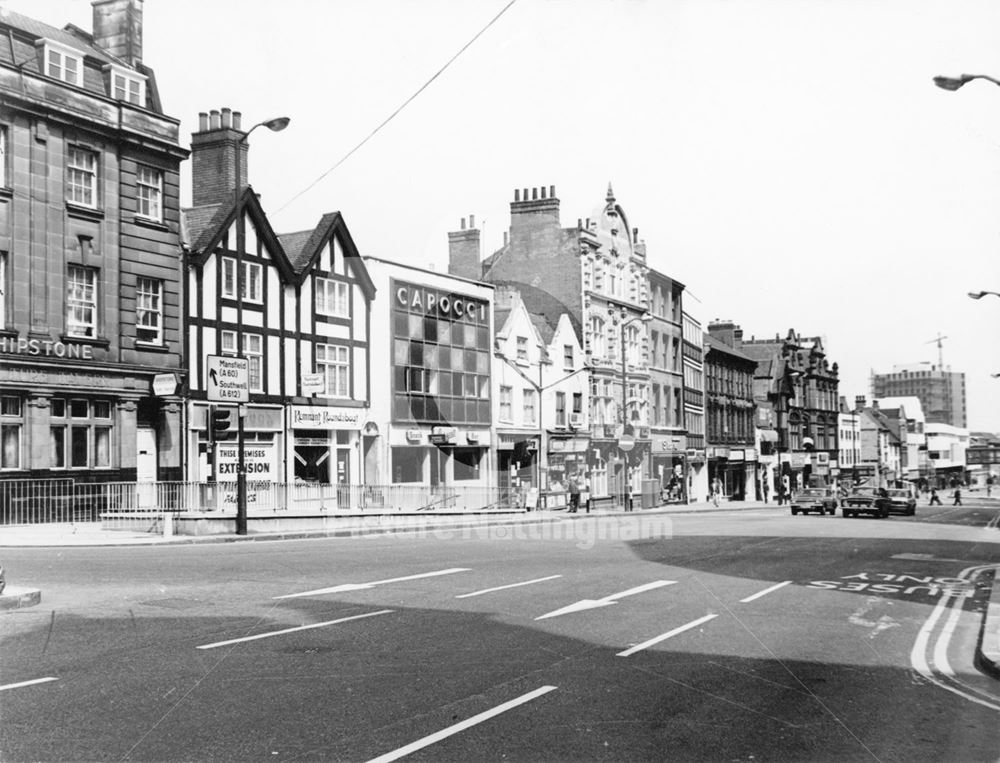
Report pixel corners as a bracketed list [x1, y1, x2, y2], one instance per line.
[236, 404, 247, 536]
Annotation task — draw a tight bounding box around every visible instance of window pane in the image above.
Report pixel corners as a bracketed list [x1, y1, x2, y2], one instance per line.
[1, 426, 19, 468]
[71, 427, 88, 467]
[51, 399, 66, 418]
[70, 399, 89, 418]
[93, 401, 111, 419]
[94, 427, 111, 467]
[51, 427, 66, 468]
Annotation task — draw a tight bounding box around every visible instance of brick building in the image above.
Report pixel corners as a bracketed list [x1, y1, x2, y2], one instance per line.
[0, 1, 188, 487]
[704, 323, 758, 501]
[451, 183, 651, 506]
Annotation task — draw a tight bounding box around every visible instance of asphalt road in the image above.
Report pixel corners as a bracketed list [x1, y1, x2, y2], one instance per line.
[2, 501, 998, 762]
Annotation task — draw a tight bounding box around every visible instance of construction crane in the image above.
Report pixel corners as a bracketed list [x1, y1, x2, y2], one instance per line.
[925, 333, 948, 369]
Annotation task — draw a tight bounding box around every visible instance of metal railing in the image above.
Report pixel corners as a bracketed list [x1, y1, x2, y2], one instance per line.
[0, 479, 516, 525]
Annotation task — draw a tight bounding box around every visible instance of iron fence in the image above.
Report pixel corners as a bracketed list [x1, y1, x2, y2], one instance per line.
[0, 479, 516, 525]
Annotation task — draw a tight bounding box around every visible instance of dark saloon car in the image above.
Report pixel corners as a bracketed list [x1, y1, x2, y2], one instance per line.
[842, 487, 890, 518]
[790, 487, 838, 516]
[884, 488, 916, 516]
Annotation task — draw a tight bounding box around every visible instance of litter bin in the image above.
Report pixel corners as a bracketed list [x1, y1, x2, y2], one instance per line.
[640, 479, 659, 509]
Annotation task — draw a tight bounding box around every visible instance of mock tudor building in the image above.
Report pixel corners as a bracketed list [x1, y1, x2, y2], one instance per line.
[182, 109, 375, 498]
[0, 1, 188, 486]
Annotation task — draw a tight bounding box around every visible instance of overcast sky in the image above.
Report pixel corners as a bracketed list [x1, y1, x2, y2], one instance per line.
[10, 0, 1000, 431]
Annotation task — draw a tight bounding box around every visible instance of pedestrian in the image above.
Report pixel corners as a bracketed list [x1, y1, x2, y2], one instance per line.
[953, 487, 962, 506]
[582, 475, 591, 514]
[711, 477, 722, 507]
[568, 475, 580, 513]
[762, 478, 770, 504]
[928, 488, 942, 506]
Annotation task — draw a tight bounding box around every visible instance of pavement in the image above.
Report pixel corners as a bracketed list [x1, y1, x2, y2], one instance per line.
[1, 496, 998, 682]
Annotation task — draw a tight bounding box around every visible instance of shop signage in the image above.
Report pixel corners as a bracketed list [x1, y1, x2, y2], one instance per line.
[206, 355, 249, 403]
[152, 373, 177, 396]
[790, 453, 807, 468]
[814, 452, 830, 465]
[406, 429, 423, 443]
[393, 280, 489, 324]
[729, 449, 745, 462]
[466, 432, 480, 443]
[0, 336, 94, 359]
[301, 373, 325, 395]
[215, 442, 278, 508]
[291, 405, 363, 430]
[430, 426, 458, 444]
[744, 448, 758, 461]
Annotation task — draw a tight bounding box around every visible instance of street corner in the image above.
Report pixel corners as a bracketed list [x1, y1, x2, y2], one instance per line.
[0, 585, 41, 611]
[975, 570, 1000, 681]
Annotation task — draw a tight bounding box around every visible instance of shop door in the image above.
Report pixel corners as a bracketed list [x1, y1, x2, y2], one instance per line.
[336, 449, 350, 507]
[136, 428, 157, 508]
[429, 448, 448, 490]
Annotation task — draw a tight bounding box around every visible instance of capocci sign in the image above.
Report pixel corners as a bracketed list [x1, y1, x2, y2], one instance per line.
[393, 281, 489, 324]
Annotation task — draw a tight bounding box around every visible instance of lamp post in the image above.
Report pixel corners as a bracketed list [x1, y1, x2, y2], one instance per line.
[611, 306, 651, 509]
[232, 115, 289, 535]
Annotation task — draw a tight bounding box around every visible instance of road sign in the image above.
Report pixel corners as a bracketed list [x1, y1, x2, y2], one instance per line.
[618, 434, 635, 452]
[206, 355, 249, 402]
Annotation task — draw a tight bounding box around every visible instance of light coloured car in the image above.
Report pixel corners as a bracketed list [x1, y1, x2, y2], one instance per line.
[790, 487, 838, 516]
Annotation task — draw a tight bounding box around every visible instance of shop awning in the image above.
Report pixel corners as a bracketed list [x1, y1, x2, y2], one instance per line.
[759, 430, 779, 443]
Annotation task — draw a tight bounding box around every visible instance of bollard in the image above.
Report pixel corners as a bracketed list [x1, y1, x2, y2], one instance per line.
[162, 512, 173, 539]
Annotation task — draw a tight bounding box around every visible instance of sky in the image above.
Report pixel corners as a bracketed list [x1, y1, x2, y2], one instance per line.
[8, 0, 1000, 431]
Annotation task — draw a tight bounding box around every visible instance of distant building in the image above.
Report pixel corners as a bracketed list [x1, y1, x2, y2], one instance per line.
[837, 398, 862, 480]
[449, 183, 651, 507]
[647, 269, 687, 499]
[872, 364, 966, 428]
[873, 396, 926, 483]
[704, 322, 758, 501]
[682, 310, 708, 501]
[740, 330, 840, 492]
[924, 422, 969, 489]
[0, 1, 188, 484]
[967, 432, 1000, 489]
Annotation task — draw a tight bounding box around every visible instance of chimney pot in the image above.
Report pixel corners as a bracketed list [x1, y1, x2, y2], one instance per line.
[523, 188, 528, 201]
[460, 218, 466, 231]
[503, 231, 508, 246]
[550, 185, 556, 197]
[469, 214, 475, 228]
[514, 189, 520, 202]
[198, 112, 208, 131]
[577, 218, 582, 229]
[233, 111, 242, 130]
[221, 107, 232, 128]
[541, 187, 547, 199]
[209, 110, 221, 130]
[532, 187, 538, 200]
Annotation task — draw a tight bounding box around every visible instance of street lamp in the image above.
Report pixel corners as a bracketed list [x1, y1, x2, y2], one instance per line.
[933, 73, 1000, 91]
[610, 306, 651, 508]
[232, 115, 289, 535]
[968, 290, 1000, 300]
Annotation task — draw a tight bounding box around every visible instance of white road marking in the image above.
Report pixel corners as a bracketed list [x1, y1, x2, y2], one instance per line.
[0, 677, 58, 692]
[535, 580, 677, 620]
[616, 614, 718, 657]
[274, 568, 471, 598]
[911, 563, 1000, 712]
[739, 580, 791, 603]
[196, 610, 393, 649]
[932, 597, 964, 677]
[891, 553, 986, 564]
[456, 575, 562, 598]
[366, 685, 558, 763]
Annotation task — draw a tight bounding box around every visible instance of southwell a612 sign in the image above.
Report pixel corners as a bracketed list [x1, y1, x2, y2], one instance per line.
[206, 355, 249, 403]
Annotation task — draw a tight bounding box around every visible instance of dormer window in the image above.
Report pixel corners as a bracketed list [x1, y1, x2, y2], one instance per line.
[106, 65, 146, 106]
[37, 40, 83, 87]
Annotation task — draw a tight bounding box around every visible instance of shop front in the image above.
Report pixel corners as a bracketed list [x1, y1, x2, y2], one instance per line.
[544, 434, 590, 509]
[0, 344, 183, 485]
[651, 433, 687, 502]
[389, 425, 491, 489]
[289, 404, 366, 488]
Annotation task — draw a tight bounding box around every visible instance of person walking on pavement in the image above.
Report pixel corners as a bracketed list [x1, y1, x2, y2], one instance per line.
[711, 477, 722, 507]
[762, 477, 770, 504]
[929, 488, 942, 506]
[568, 475, 580, 513]
[953, 487, 962, 506]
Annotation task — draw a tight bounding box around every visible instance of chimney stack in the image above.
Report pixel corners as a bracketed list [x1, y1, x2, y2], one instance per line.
[92, 0, 143, 66]
[509, 184, 561, 251]
[855, 395, 867, 411]
[448, 215, 481, 281]
[190, 106, 249, 207]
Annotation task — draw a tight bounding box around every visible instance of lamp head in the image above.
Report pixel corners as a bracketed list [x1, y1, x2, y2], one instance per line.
[933, 75, 970, 91]
[261, 116, 290, 132]
[968, 291, 986, 300]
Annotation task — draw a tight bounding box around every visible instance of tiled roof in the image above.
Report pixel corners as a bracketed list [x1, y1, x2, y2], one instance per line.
[0, 8, 125, 66]
[180, 204, 228, 252]
[529, 312, 555, 345]
[277, 230, 314, 271]
[704, 334, 757, 363]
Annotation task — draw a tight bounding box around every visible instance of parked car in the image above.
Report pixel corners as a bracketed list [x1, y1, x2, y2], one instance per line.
[790, 487, 838, 516]
[842, 487, 890, 518]
[884, 488, 916, 516]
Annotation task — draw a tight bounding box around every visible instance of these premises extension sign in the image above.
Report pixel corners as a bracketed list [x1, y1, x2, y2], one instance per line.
[206, 355, 249, 403]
